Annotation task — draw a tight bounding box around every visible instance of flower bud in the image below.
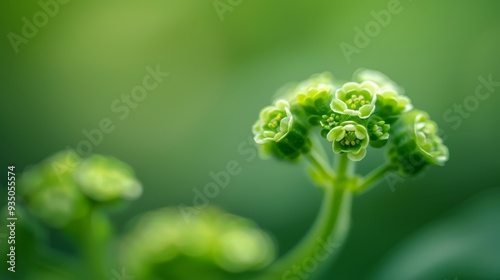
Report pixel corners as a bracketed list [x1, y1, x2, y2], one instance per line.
[367, 116, 391, 148]
[74, 155, 142, 202]
[319, 113, 342, 138]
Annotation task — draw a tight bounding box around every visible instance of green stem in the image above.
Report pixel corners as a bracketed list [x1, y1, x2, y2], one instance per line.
[68, 208, 110, 280]
[335, 153, 351, 180]
[306, 150, 334, 180]
[82, 211, 108, 280]
[354, 164, 393, 194]
[259, 154, 354, 280]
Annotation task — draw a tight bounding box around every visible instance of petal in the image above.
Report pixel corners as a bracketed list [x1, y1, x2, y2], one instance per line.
[348, 148, 366, 161]
[279, 117, 291, 132]
[335, 88, 346, 99]
[379, 90, 398, 99]
[327, 127, 344, 142]
[416, 131, 428, 147]
[359, 137, 370, 148]
[380, 134, 390, 140]
[344, 124, 355, 131]
[355, 124, 368, 136]
[341, 82, 360, 92]
[331, 99, 348, 113]
[358, 105, 374, 118]
[254, 135, 265, 144]
[332, 142, 342, 153]
[275, 99, 290, 110]
[263, 131, 275, 138]
[360, 81, 379, 94]
[275, 131, 287, 141]
[335, 130, 346, 141]
[354, 128, 366, 139]
[326, 128, 336, 141]
[344, 109, 361, 116]
[353, 68, 403, 94]
[415, 122, 426, 131]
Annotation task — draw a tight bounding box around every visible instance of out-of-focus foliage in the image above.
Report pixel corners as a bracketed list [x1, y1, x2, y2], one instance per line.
[1, 0, 500, 279]
[122, 206, 276, 280]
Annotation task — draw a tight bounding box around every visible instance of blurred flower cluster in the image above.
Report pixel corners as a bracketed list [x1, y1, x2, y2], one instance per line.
[122, 207, 276, 279]
[19, 150, 142, 228]
[11, 151, 275, 280]
[252, 69, 449, 176]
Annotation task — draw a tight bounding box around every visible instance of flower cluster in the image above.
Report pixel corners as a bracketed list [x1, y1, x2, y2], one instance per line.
[19, 150, 143, 228]
[252, 69, 448, 174]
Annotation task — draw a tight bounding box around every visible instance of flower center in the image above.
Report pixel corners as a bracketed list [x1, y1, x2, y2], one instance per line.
[340, 131, 361, 147]
[267, 113, 283, 129]
[345, 91, 369, 110]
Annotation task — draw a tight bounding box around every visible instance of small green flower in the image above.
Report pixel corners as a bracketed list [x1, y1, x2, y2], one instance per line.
[388, 109, 449, 176]
[253, 99, 310, 160]
[74, 155, 143, 202]
[326, 121, 369, 161]
[331, 81, 378, 119]
[253, 100, 293, 144]
[367, 116, 391, 148]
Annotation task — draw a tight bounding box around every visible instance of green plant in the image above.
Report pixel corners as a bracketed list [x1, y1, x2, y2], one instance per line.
[251, 69, 449, 280]
[5, 69, 448, 280]
[10, 151, 142, 280]
[8, 151, 276, 280]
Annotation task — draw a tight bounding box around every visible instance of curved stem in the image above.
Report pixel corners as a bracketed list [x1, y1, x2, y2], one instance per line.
[354, 164, 393, 194]
[259, 154, 354, 280]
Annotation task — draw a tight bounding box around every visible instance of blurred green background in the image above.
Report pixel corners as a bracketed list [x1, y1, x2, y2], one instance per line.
[1, 0, 500, 279]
